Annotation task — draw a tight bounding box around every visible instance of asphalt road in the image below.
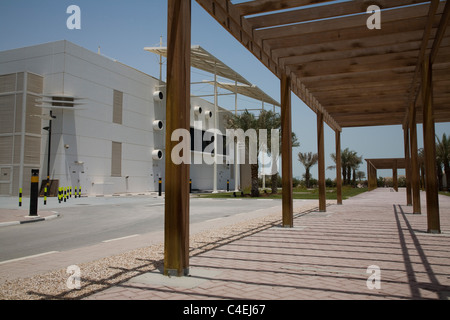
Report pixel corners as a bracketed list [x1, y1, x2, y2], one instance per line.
[0, 196, 281, 262]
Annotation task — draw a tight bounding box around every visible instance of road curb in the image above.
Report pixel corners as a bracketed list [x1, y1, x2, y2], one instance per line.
[0, 213, 60, 228]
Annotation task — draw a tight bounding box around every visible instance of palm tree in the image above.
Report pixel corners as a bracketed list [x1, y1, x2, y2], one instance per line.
[298, 152, 318, 188]
[418, 148, 425, 190]
[269, 131, 300, 194]
[226, 109, 284, 197]
[356, 171, 366, 182]
[257, 109, 281, 194]
[436, 133, 450, 191]
[226, 109, 259, 197]
[330, 148, 359, 185]
[349, 151, 363, 186]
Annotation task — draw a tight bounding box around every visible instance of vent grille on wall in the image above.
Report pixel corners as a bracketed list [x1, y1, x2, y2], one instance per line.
[35, 95, 85, 109]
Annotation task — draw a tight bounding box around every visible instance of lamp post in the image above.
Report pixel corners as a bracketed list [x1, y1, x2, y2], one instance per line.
[42, 111, 56, 196]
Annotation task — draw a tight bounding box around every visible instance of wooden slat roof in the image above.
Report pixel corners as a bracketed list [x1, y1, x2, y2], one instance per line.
[195, 0, 450, 131]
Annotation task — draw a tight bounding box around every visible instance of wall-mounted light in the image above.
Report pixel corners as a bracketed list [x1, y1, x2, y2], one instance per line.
[153, 91, 164, 101]
[194, 106, 202, 115]
[152, 149, 163, 160]
[74, 161, 84, 165]
[153, 120, 164, 131]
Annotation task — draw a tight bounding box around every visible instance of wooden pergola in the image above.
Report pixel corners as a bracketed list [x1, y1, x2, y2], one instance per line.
[366, 158, 407, 192]
[163, 0, 450, 276]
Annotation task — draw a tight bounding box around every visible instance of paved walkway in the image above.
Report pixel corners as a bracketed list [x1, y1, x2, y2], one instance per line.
[85, 189, 450, 300]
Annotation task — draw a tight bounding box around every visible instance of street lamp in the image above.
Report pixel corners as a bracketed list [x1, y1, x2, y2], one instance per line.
[42, 111, 56, 196]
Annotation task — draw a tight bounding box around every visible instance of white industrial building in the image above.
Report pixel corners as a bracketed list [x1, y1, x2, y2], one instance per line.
[0, 40, 279, 197]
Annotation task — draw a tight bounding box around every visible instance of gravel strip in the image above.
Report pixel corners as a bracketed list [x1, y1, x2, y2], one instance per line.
[0, 203, 319, 300]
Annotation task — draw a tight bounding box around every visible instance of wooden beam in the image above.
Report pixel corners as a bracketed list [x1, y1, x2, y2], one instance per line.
[255, 3, 438, 41]
[195, 0, 341, 133]
[236, 0, 333, 16]
[279, 41, 425, 71]
[272, 29, 428, 63]
[281, 73, 293, 227]
[422, 56, 441, 233]
[404, 0, 440, 127]
[317, 112, 326, 212]
[335, 130, 342, 205]
[195, 0, 280, 78]
[264, 15, 441, 53]
[164, 0, 191, 277]
[293, 50, 420, 79]
[431, 0, 450, 64]
[247, 0, 430, 29]
[299, 65, 416, 84]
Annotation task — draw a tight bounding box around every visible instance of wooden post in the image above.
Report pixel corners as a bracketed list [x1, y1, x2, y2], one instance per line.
[409, 102, 421, 214]
[367, 161, 377, 191]
[335, 130, 342, 205]
[164, 0, 191, 277]
[403, 125, 412, 205]
[422, 56, 440, 234]
[281, 73, 293, 228]
[317, 112, 326, 212]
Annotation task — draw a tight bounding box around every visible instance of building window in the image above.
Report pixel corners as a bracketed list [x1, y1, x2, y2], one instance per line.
[111, 141, 122, 177]
[113, 89, 123, 124]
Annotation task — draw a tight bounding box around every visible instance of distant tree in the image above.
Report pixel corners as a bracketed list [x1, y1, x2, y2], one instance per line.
[298, 152, 318, 188]
[418, 148, 425, 190]
[356, 171, 366, 182]
[330, 148, 363, 185]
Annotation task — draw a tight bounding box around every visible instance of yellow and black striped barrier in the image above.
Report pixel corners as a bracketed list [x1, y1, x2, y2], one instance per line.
[19, 188, 22, 207]
[44, 187, 47, 205]
[29, 169, 39, 216]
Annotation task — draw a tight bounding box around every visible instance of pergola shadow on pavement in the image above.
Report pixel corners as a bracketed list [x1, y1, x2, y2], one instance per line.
[87, 189, 450, 300]
[164, 1, 450, 276]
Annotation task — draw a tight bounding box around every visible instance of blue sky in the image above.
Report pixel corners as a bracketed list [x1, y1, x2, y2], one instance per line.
[1, 0, 449, 180]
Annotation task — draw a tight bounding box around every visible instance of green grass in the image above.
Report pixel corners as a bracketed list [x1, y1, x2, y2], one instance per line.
[197, 186, 368, 200]
[439, 191, 450, 197]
